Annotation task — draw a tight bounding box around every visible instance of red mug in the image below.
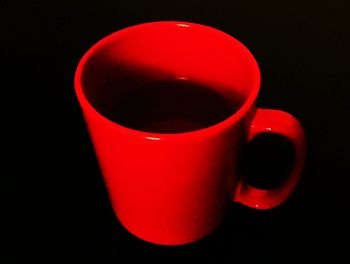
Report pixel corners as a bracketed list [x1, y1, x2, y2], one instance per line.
[74, 21, 306, 245]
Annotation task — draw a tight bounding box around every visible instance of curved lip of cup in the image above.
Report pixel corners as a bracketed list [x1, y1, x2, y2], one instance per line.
[74, 21, 261, 141]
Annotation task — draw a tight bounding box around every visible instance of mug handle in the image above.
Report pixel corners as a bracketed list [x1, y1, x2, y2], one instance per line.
[234, 108, 306, 209]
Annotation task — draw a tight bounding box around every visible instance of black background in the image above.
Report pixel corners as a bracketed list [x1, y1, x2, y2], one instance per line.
[2, 0, 349, 263]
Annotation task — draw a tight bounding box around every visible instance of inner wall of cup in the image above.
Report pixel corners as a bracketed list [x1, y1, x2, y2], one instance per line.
[80, 23, 258, 123]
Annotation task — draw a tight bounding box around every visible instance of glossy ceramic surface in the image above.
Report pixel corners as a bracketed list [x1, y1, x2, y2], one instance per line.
[74, 21, 306, 245]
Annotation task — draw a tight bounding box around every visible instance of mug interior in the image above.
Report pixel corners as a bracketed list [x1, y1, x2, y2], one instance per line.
[76, 22, 260, 133]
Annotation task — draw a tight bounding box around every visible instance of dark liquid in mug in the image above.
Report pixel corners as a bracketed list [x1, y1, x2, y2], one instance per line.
[109, 79, 240, 133]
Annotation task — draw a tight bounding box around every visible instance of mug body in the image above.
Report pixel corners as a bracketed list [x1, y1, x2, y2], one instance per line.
[75, 21, 260, 245]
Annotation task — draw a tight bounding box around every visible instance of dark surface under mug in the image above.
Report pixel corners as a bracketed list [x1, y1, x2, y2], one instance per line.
[3, 0, 349, 262]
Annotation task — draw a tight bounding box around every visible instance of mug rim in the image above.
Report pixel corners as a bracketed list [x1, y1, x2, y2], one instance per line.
[74, 21, 261, 140]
